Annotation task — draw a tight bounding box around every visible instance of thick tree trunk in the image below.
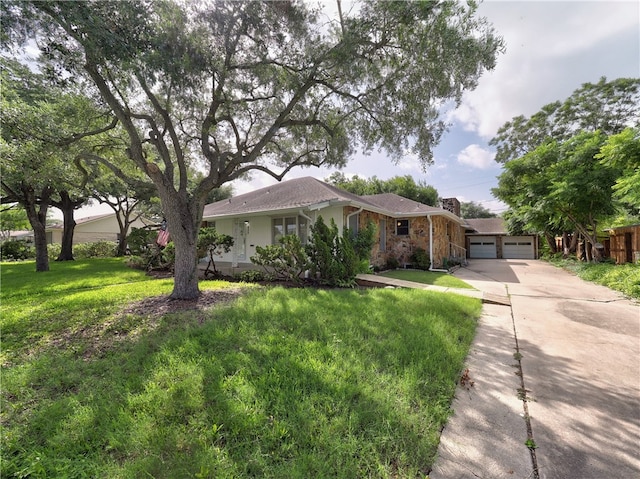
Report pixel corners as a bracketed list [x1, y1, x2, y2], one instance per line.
[56, 204, 76, 261]
[163, 197, 202, 300]
[52, 191, 85, 261]
[21, 186, 52, 272]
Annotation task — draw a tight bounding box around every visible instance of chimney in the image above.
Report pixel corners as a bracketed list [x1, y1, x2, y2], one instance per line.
[441, 198, 460, 217]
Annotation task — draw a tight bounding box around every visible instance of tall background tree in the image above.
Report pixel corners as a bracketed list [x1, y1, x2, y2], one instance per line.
[5, 0, 503, 297]
[326, 172, 439, 206]
[459, 201, 496, 219]
[491, 78, 640, 260]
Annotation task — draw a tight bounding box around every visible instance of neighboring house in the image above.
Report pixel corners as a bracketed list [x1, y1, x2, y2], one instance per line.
[607, 224, 640, 264]
[464, 218, 538, 259]
[4, 230, 34, 242]
[46, 213, 152, 245]
[201, 176, 466, 274]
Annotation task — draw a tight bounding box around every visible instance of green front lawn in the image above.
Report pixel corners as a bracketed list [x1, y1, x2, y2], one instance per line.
[1, 259, 481, 478]
[379, 269, 475, 289]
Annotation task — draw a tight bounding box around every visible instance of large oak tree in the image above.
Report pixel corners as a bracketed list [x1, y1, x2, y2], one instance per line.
[6, 0, 503, 298]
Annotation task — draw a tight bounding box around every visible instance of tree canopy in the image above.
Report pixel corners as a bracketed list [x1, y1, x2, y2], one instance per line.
[459, 201, 496, 219]
[326, 172, 439, 206]
[490, 77, 640, 164]
[4, 0, 504, 297]
[491, 77, 640, 260]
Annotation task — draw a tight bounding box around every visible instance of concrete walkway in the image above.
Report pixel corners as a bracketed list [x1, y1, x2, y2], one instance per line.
[430, 260, 640, 479]
[355, 273, 510, 305]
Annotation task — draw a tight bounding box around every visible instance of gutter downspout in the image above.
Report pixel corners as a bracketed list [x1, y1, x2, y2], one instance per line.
[427, 214, 449, 272]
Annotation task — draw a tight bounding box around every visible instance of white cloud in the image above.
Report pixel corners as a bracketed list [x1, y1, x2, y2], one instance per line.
[457, 144, 496, 169]
[450, 1, 640, 138]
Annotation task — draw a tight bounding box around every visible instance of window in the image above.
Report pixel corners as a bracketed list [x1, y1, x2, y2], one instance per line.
[272, 216, 309, 244]
[379, 219, 386, 252]
[396, 219, 409, 236]
[347, 213, 359, 237]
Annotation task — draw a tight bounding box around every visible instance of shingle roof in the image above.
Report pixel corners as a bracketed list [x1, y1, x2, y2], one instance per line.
[464, 218, 507, 234]
[203, 176, 461, 222]
[203, 177, 377, 217]
[361, 193, 443, 215]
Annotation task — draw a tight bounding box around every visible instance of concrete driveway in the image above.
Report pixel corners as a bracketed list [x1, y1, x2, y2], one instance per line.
[430, 259, 639, 479]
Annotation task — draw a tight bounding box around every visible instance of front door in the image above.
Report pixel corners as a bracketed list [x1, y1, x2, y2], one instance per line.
[233, 219, 248, 266]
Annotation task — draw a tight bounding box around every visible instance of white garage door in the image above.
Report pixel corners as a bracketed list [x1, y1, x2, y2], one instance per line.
[502, 236, 535, 259]
[469, 236, 497, 259]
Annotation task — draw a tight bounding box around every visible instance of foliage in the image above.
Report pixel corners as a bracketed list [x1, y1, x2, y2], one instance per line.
[493, 131, 619, 260]
[0, 204, 29, 240]
[350, 220, 377, 262]
[305, 216, 360, 287]
[596, 127, 640, 216]
[490, 77, 640, 164]
[72, 241, 118, 259]
[126, 227, 156, 255]
[327, 173, 439, 206]
[197, 227, 234, 276]
[251, 235, 311, 285]
[1, 258, 480, 478]
[460, 201, 496, 219]
[409, 247, 431, 270]
[235, 269, 269, 283]
[385, 256, 400, 270]
[4, 0, 502, 298]
[0, 240, 35, 260]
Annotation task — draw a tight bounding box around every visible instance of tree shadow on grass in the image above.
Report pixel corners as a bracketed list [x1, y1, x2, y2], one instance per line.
[2, 287, 480, 478]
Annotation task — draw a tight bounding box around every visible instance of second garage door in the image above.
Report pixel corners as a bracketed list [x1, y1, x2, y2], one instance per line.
[502, 236, 535, 259]
[469, 236, 497, 258]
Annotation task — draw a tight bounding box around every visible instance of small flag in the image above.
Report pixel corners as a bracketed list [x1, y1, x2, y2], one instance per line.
[156, 229, 170, 247]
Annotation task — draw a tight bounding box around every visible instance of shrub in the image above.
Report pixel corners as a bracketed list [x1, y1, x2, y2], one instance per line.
[198, 227, 234, 276]
[0, 241, 35, 261]
[251, 235, 310, 284]
[351, 221, 377, 261]
[127, 227, 156, 255]
[47, 243, 62, 260]
[235, 269, 269, 282]
[410, 248, 430, 270]
[385, 256, 400, 270]
[306, 217, 361, 287]
[73, 241, 118, 259]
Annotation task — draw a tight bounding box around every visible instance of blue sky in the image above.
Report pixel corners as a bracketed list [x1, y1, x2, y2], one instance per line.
[74, 0, 639, 219]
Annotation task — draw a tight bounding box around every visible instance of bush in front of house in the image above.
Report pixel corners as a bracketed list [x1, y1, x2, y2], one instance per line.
[410, 247, 430, 270]
[251, 234, 311, 285]
[306, 217, 363, 287]
[0, 240, 35, 261]
[73, 241, 118, 259]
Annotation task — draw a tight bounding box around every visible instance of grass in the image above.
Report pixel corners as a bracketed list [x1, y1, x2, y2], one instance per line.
[1, 259, 481, 478]
[378, 269, 475, 289]
[545, 257, 640, 299]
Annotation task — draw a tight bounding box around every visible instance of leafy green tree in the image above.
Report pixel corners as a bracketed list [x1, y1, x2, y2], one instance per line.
[494, 132, 619, 261]
[596, 128, 640, 217]
[6, 0, 503, 298]
[491, 77, 640, 164]
[0, 204, 30, 241]
[326, 173, 439, 206]
[459, 201, 496, 219]
[0, 58, 119, 265]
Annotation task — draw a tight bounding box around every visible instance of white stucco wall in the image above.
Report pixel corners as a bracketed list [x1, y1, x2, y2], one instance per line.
[208, 206, 346, 266]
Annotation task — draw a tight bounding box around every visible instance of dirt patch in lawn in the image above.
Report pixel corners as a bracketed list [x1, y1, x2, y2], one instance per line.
[120, 287, 248, 317]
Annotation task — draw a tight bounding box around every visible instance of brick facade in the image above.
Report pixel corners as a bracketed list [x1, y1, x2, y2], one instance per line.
[344, 207, 465, 269]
